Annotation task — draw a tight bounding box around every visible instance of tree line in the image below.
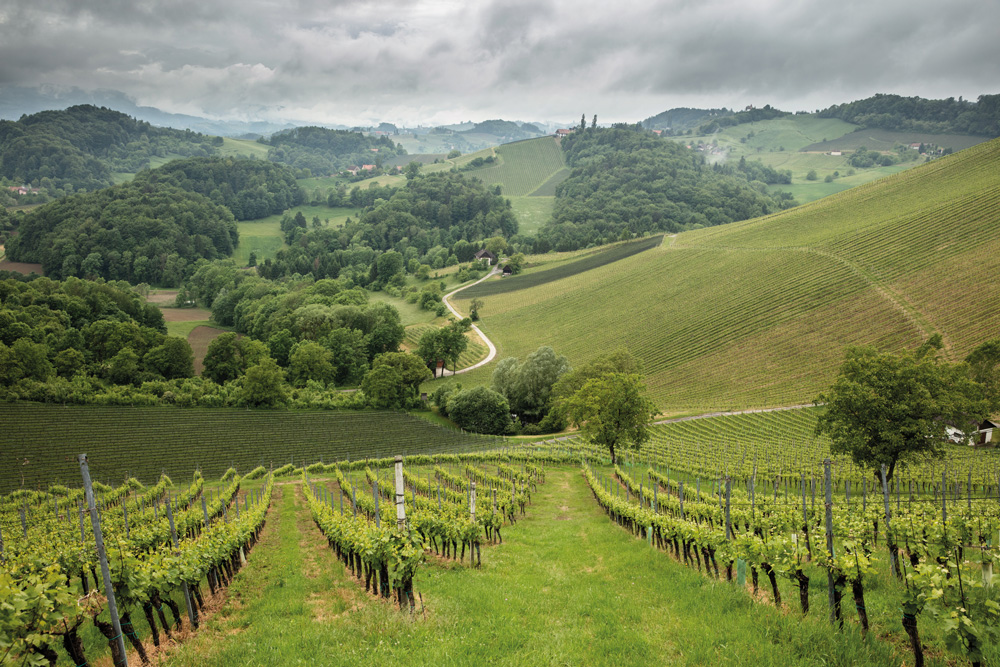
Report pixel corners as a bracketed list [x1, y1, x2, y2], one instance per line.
[5, 156, 307, 285]
[255, 171, 517, 283]
[0, 105, 219, 195]
[258, 126, 406, 175]
[818, 93, 1000, 137]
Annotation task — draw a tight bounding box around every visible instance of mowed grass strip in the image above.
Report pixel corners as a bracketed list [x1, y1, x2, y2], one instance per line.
[164, 469, 899, 666]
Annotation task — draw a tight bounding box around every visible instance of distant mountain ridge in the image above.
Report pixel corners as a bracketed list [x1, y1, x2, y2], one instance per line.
[0, 85, 300, 137]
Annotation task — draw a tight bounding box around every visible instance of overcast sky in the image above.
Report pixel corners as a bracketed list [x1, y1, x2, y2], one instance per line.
[1, 0, 997, 127]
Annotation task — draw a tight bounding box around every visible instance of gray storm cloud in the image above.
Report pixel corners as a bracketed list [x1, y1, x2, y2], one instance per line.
[0, 0, 996, 125]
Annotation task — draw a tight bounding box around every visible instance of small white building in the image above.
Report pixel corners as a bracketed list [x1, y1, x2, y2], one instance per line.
[946, 419, 999, 446]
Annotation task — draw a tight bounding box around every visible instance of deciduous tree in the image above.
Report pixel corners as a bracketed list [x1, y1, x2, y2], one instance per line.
[815, 338, 989, 483]
[566, 372, 657, 464]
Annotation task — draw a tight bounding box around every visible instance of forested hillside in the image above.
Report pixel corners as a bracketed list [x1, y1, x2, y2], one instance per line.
[260, 126, 406, 175]
[0, 276, 196, 400]
[259, 171, 516, 282]
[818, 93, 1000, 136]
[0, 105, 218, 193]
[140, 156, 304, 220]
[6, 179, 238, 284]
[537, 124, 794, 252]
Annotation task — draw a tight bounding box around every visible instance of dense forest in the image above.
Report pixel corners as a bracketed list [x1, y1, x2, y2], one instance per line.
[0, 105, 219, 194]
[0, 272, 431, 410]
[139, 156, 304, 220]
[0, 276, 195, 399]
[259, 126, 406, 175]
[5, 179, 238, 284]
[257, 171, 516, 282]
[184, 263, 404, 383]
[536, 124, 794, 252]
[818, 93, 1000, 136]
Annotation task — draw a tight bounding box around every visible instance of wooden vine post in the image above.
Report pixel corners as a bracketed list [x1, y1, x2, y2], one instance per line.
[395, 456, 406, 530]
[881, 465, 899, 579]
[470, 481, 477, 523]
[824, 459, 835, 625]
[166, 495, 198, 629]
[79, 454, 129, 666]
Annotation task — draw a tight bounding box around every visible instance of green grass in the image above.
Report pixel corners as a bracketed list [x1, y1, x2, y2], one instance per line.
[165, 319, 211, 339]
[461, 137, 566, 196]
[803, 129, 988, 153]
[162, 468, 901, 666]
[0, 404, 506, 492]
[507, 195, 555, 236]
[766, 163, 915, 204]
[450, 139, 1000, 412]
[368, 291, 443, 327]
[218, 137, 272, 160]
[233, 206, 362, 264]
[686, 116, 859, 153]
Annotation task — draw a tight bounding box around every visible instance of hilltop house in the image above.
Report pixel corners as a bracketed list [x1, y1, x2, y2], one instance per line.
[555, 129, 572, 137]
[474, 249, 497, 266]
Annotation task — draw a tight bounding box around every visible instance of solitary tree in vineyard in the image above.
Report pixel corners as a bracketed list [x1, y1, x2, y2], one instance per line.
[815, 336, 988, 483]
[566, 372, 657, 464]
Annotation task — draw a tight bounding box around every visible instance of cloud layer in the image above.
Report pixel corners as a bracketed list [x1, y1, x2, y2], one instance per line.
[1, 0, 997, 125]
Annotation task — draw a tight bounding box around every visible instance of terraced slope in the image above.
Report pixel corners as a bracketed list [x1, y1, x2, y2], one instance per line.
[453, 138, 1000, 411]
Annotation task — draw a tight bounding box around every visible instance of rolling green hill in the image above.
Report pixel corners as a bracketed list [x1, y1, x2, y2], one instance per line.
[461, 137, 566, 196]
[452, 138, 1000, 412]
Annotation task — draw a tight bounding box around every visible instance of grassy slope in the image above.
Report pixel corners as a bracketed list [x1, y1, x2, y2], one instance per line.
[232, 206, 362, 265]
[451, 139, 1000, 412]
[162, 470, 899, 667]
[679, 115, 992, 203]
[460, 137, 566, 196]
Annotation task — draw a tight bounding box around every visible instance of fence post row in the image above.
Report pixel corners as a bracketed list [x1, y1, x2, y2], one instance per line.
[79, 454, 129, 666]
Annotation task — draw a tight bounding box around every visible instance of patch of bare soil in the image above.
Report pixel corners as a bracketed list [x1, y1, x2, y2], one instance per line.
[146, 290, 179, 305]
[0, 259, 44, 275]
[160, 307, 212, 322]
[188, 326, 229, 375]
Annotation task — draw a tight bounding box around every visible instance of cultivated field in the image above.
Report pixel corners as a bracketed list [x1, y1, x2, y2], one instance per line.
[461, 137, 566, 196]
[452, 139, 1000, 412]
[0, 404, 503, 492]
[185, 325, 226, 374]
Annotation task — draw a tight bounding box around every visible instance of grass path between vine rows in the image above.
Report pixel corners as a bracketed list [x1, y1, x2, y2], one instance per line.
[161, 468, 904, 666]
